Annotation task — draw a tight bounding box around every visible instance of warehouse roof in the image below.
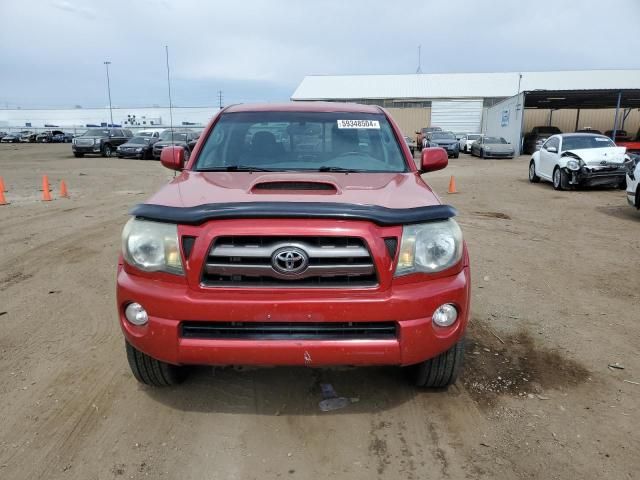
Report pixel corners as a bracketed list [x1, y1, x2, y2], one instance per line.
[291, 70, 640, 100]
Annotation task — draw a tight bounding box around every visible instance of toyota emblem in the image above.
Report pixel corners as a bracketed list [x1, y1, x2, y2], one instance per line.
[271, 246, 309, 275]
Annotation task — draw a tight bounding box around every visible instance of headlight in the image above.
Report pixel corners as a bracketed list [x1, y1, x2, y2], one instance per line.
[395, 219, 463, 275]
[122, 218, 183, 274]
[566, 159, 580, 171]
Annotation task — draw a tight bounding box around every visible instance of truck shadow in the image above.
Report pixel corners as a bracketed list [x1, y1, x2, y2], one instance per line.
[142, 364, 457, 415]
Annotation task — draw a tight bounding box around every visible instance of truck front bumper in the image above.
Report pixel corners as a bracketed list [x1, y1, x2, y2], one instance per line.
[117, 264, 471, 368]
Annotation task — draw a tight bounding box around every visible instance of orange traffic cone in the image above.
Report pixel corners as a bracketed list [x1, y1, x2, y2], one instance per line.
[60, 180, 69, 198]
[0, 187, 7, 206]
[447, 175, 458, 194]
[0, 176, 6, 192]
[42, 175, 52, 201]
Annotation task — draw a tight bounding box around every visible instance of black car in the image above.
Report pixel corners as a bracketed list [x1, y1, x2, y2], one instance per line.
[152, 130, 199, 160]
[1, 133, 22, 143]
[116, 136, 158, 160]
[522, 126, 562, 154]
[36, 130, 68, 143]
[423, 131, 460, 158]
[72, 128, 133, 157]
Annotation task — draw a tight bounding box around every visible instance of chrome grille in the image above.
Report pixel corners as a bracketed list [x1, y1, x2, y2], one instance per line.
[202, 236, 377, 287]
[76, 138, 94, 146]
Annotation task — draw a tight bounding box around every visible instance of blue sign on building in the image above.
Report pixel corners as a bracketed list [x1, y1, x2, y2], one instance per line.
[501, 110, 510, 127]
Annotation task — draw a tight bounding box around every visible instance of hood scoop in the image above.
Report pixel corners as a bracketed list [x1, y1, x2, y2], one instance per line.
[251, 181, 338, 193]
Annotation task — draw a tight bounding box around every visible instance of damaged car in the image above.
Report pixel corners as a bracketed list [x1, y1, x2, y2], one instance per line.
[528, 133, 629, 190]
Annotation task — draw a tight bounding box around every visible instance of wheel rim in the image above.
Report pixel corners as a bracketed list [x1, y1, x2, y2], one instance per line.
[554, 169, 560, 187]
[105, 146, 112, 157]
[529, 163, 535, 179]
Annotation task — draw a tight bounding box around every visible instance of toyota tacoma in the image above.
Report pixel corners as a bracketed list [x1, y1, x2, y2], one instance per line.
[117, 103, 471, 388]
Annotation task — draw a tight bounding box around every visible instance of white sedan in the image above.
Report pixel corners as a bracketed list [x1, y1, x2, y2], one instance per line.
[626, 155, 639, 208]
[458, 133, 483, 153]
[528, 133, 629, 190]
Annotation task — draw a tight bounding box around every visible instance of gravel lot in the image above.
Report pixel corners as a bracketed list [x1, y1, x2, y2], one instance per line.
[1, 143, 639, 479]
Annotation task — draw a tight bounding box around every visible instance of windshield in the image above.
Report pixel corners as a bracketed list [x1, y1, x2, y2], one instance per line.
[83, 129, 109, 136]
[468, 134, 481, 141]
[194, 111, 407, 172]
[484, 137, 507, 144]
[128, 137, 149, 145]
[536, 127, 561, 134]
[562, 135, 615, 150]
[137, 131, 155, 137]
[431, 132, 456, 140]
[160, 131, 188, 141]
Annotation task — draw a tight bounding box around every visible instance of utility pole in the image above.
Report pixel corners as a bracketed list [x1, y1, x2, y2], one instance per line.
[104, 61, 114, 128]
[218, 90, 223, 109]
[416, 45, 422, 74]
[165, 46, 174, 141]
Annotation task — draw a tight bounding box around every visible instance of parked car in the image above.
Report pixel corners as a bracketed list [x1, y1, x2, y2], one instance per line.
[614, 128, 640, 154]
[19, 131, 37, 143]
[423, 131, 459, 158]
[117, 135, 158, 160]
[605, 130, 631, 142]
[152, 129, 199, 160]
[404, 135, 417, 155]
[528, 133, 629, 190]
[522, 126, 562, 154]
[118, 102, 470, 388]
[1, 133, 21, 143]
[0, 131, 7, 140]
[626, 154, 639, 208]
[415, 126, 442, 152]
[36, 130, 67, 143]
[470, 136, 514, 159]
[71, 128, 133, 157]
[459, 133, 483, 153]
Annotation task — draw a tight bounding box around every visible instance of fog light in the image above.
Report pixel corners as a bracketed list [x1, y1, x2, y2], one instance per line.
[432, 303, 458, 327]
[125, 302, 148, 326]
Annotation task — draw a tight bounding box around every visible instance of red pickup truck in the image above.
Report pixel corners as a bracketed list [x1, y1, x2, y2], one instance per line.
[117, 103, 470, 388]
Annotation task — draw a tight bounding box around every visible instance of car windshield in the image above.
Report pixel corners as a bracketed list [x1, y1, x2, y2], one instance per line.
[160, 131, 188, 141]
[468, 134, 481, 141]
[485, 137, 507, 144]
[536, 127, 561, 134]
[562, 135, 615, 150]
[83, 129, 110, 136]
[194, 111, 407, 172]
[128, 137, 149, 145]
[137, 132, 154, 137]
[431, 132, 456, 140]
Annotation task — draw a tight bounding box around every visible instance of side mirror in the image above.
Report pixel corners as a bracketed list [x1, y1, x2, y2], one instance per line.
[546, 146, 557, 153]
[420, 147, 448, 173]
[160, 145, 185, 171]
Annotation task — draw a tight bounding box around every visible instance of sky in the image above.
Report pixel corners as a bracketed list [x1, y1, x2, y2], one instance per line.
[1, 0, 639, 109]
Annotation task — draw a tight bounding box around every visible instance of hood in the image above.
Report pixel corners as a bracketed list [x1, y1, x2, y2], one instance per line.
[155, 140, 187, 147]
[484, 143, 513, 152]
[144, 171, 441, 210]
[565, 147, 627, 166]
[431, 139, 458, 145]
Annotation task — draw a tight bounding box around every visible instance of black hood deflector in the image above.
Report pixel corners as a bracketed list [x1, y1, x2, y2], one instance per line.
[130, 202, 457, 226]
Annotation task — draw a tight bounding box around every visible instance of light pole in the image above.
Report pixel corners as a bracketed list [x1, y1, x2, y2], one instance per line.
[104, 61, 114, 128]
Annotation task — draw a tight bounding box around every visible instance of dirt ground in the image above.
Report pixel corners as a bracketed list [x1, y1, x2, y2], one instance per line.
[1, 143, 639, 480]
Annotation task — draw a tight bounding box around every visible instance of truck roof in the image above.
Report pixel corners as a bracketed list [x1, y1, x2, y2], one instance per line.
[224, 102, 383, 114]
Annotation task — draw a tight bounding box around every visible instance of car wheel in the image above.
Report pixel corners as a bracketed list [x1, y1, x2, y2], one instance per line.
[529, 160, 540, 183]
[480, 148, 485, 159]
[617, 179, 627, 190]
[73, 153, 84, 158]
[125, 342, 186, 387]
[454, 153, 459, 159]
[553, 167, 566, 190]
[102, 144, 113, 157]
[413, 337, 465, 388]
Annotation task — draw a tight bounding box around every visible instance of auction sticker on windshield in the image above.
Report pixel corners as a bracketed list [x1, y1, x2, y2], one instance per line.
[337, 119, 380, 129]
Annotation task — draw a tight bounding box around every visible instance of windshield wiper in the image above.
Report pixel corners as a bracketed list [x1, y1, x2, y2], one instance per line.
[317, 166, 364, 173]
[198, 165, 275, 172]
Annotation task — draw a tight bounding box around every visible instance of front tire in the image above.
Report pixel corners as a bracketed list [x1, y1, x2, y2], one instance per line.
[102, 144, 113, 157]
[529, 160, 540, 183]
[413, 338, 465, 388]
[553, 167, 567, 190]
[73, 152, 84, 158]
[125, 342, 186, 387]
[480, 148, 485, 159]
